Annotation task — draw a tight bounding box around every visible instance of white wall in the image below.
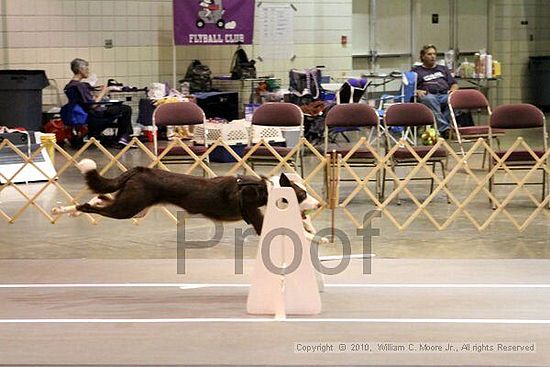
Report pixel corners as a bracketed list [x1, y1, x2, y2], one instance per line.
[1, 0, 174, 107]
[177, 0, 352, 84]
[1, 0, 549, 107]
[1, 0, 8, 69]
[0, 0, 352, 108]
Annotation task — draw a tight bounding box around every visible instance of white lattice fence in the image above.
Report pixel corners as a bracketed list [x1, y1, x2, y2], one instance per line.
[0, 136, 548, 231]
[334, 137, 549, 231]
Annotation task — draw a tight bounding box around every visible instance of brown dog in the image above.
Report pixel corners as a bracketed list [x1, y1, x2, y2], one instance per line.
[52, 159, 320, 235]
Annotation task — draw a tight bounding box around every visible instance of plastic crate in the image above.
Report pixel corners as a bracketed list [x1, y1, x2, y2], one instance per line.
[282, 129, 301, 147]
[193, 120, 249, 145]
[250, 124, 286, 144]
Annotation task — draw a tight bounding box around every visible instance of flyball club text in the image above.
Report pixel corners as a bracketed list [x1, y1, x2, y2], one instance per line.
[189, 34, 245, 43]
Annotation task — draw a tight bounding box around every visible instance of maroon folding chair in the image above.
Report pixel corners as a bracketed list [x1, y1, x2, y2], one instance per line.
[152, 102, 209, 170]
[448, 89, 505, 167]
[383, 103, 450, 204]
[323, 103, 382, 198]
[488, 103, 548, 208]
[244, 102, 304, 176]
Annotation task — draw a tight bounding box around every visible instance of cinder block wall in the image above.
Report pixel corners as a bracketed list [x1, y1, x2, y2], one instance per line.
[493, 0, 550, 104]
[0, 0, 351, 109]
[1, 0, 175, 108]
[0, 0, 8, 69]
[1, 0, 549, 109]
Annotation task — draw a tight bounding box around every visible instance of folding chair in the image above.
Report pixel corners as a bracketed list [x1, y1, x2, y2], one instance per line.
[323, 103, 381, 197]
[377, 71, 418, 145]
[378, 71, 417, 110]
[325, 78, 370, 144]
[244, 102, 304, 176]
[152, 102, 209, 170]
[488, 103, 548, 208]
[448, 89, 505, 166]
[382, 103, 450, 204]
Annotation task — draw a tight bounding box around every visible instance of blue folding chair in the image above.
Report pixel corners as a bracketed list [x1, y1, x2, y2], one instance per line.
[377, 71, 418, 144]
[378, 71, 417, 107]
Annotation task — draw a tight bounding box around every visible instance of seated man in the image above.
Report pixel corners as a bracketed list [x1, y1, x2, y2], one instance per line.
[64, 58, 133, 148]
[412, 44, 458, 139]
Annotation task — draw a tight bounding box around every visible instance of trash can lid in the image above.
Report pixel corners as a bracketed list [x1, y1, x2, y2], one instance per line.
[529, 56, 550, 61]
[0, 70, 49, 90]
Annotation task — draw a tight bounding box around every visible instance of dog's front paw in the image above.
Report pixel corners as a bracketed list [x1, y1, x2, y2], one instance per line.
[305, 232, 330, 245]
[51, 205, 74, 215]
[317, 236, 330, 245]
[52, 205, 81, 217]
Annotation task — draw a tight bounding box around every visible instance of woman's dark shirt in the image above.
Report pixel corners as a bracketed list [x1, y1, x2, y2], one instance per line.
[64, 80, 96, 110]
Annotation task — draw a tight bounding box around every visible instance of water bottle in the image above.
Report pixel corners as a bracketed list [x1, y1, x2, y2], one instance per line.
[245, 104, 254, 122]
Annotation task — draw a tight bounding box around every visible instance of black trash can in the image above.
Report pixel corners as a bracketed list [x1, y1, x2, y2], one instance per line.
[0, 70, 49, 131]
[529, 56, 550, 111]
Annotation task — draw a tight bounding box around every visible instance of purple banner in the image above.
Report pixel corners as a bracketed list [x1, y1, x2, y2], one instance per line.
[173, 0, 255, 45]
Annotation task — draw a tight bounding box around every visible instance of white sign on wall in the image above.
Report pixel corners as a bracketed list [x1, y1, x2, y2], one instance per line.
[257, 4, 294, 60]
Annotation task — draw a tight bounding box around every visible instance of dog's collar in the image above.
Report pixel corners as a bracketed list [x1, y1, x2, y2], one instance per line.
[236, 175, 265, 187]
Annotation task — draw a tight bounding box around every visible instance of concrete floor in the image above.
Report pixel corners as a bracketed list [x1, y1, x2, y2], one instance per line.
[0, 128, 549, 366]
[1, 259, 550, 366]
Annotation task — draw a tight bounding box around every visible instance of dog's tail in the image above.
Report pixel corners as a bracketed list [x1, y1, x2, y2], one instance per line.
[77, 159, 140, 194]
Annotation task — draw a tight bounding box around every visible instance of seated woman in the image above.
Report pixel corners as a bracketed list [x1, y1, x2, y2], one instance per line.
[64, 58, 133, 147]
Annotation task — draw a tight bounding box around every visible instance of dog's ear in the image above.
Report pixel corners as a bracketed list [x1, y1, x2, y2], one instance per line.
[279, 173, 292, 187]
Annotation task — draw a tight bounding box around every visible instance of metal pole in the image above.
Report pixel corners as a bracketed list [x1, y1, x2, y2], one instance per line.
[172, 27, 177, 89]
[328, 150, 340, 242]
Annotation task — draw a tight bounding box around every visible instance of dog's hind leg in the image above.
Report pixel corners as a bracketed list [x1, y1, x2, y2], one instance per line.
[76, 201, 149, 219]
[76, 188, 153, 219]
[52, 195, 113, 217]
